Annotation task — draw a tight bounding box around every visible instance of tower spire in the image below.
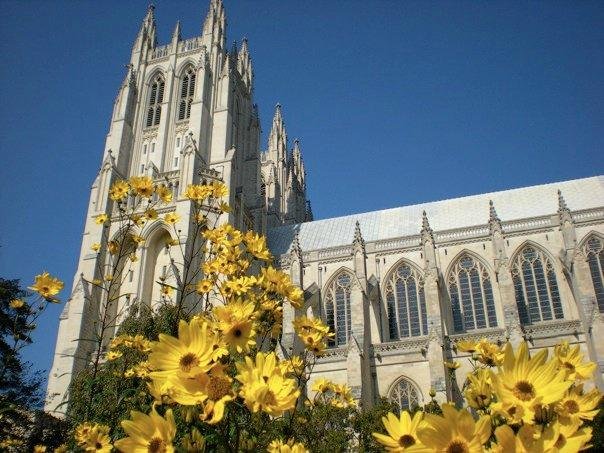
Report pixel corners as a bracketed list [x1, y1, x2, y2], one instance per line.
[557, 189, 573, 224]
[172, 20, 181, 43]
[268, 103, 287, 158]
[488, 200, 503, 235]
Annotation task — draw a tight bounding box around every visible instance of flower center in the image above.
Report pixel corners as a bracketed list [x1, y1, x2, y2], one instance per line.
[513, 380, 536, 401]
[264, 389, 277, 406]
[179, 353, 200, 372]
[563, 361, 575, 372]
[446, 439, 469, 453]
[95, 442, 103, 449]
[233, 328, 242, 338]
[564, 400, 580, 414]
[398, 435, 416, 447]
[207, 375, 231, 401]
[148, 437, 167, 453]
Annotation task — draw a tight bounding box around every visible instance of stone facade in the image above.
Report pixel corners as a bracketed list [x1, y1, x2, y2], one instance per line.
[46, 0, 604, 415]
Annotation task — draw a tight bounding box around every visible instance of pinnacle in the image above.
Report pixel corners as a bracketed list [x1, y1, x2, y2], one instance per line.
[557, 189, 569, 211]
[489, 200, 500, 222]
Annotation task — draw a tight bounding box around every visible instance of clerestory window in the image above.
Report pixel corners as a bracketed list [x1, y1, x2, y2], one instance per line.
[323, 272, 353, 347]
[512, 245, 564, 325]
[385, 263, 428, 339]
[584, 235, 604, 312]
[448, 254, 498, 332]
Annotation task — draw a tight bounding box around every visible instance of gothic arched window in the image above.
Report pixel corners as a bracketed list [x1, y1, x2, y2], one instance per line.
[388, 377, 421, 411]
[512, 245, 564, 325]
[584, 236, 604, 312]
[448, 254, 497, 332]
[178, 67, 196, 121]
[323, 272, 353, 347]
[385, 263, 428, 339]
[146, 74, 165, 127]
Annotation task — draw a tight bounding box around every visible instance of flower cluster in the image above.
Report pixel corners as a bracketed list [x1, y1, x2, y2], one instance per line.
[373, 338, 602, 452]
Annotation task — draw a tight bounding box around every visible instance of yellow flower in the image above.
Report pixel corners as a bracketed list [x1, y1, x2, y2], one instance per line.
[267, 439, 309, 453]
[417, 404, 491, 453]
[219, 201, 231, 213]
[9, 298, 25, 309]
[91, 242, 101, 252]
[164, 212, 180, 225]
[160, 284, 174, 297]
[444, 360, 460, 370]
[555, 384, 601, 425]
[554, 341, 597, 381]
[95, 213, 109, 225]
[464, 368, 493, 410]
[130, 175, 154, 197]
[131, 234, 145, 245]
[545, 421, 593, 452]
[211, 181, 228, 198]
[490, 342, 572, 424]
[33, 446, 46, 453]
[244, 231, 272, 260]
[108, 240, 119, 255]
[372, 411, 425, 452]
[156, 184, 173, 203]
[129, 253, 138, 262]
[145, 208, 158, 220]
[149, 319, 224, 379]
[114, 408, 176, 453]
[106, 350, 123, 361]
[53, 444, 68, 453]
[456, 339, 477, 353]
[109, 180, 130, 201]
[331, 383, 357, 408]
[236, 352, 300, 417]
[184, 184, 212, 202]
[29, 272, 64, 301]
[195, 279, 213, 294]
[491, 424, 541, 452]
[213, 301, 257, 353]
[168, 365, 234, 424]
[474, 338, 504, 367]
[75, 423, 112, 452]
[312, 378, 334, 394]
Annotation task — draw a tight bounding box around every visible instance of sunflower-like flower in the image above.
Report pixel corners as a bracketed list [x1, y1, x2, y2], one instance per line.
[474, 338, 504, 367]
[95, 213, 109, 225]
[149, 319, 224, 380]
[29, 272, 64, 301]
[145, 208, 158, 220]
[267, 439, 309, 453]
[196, 279, 213, 294]
[210, 181, 228, 198]
[156, 184, 173, 203]
[417, 404, 491, 453]
[490, 342, 572, 424]
[236, 352, 299, 416]
[76, 423, 112, 452]
[244, 231, 272, 260]
[106, 350, 122, 361]
[444, 360, 460, 370]
[164, 212, 180, 225]
[543, 420, 593, 452]
[372, 411, 426, 452]
[109, 180, 130, 201]
[553, 341, 597, 381]
[213, 300, 257, 353]
[331, 383, 357, 408]
[464, 368, 493, 411]
[311, 378, 334, 394]
[130, 175, 154, 197]
[456, 339, 477, 353]
[184, 184, 212, 202]
[114, 408, 176, 453]
[91, 242, 101, 252]
[555, 384, 601, 425]
[9, 298, 24, 309]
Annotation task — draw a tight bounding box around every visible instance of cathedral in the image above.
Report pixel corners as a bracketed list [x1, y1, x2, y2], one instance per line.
[46, 0, 604, 414]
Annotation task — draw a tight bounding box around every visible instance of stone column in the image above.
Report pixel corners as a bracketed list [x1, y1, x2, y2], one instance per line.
[281, 234, 304, 357]
[420, 212, 448, 402]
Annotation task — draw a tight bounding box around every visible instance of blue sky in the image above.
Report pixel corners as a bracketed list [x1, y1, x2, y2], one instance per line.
[0, 0, 602, 389]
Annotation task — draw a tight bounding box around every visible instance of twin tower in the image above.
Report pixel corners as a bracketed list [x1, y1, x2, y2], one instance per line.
[46, 0, 311, 413]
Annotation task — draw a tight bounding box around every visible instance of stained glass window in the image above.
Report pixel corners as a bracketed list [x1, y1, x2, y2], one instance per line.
[388, 377, 421, 411]
[324, 272, 352, 347]
[385, 263, 428, 339]
[585, 236, 604, 313]
[512, 245, 564, 325]
[448, 254, 497, 332]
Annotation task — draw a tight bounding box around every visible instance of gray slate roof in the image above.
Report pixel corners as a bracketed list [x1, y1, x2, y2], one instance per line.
[266, 176, 604, 256]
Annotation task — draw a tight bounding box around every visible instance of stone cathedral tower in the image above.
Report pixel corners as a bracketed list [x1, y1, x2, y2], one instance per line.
[46, 0, 311, 414]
